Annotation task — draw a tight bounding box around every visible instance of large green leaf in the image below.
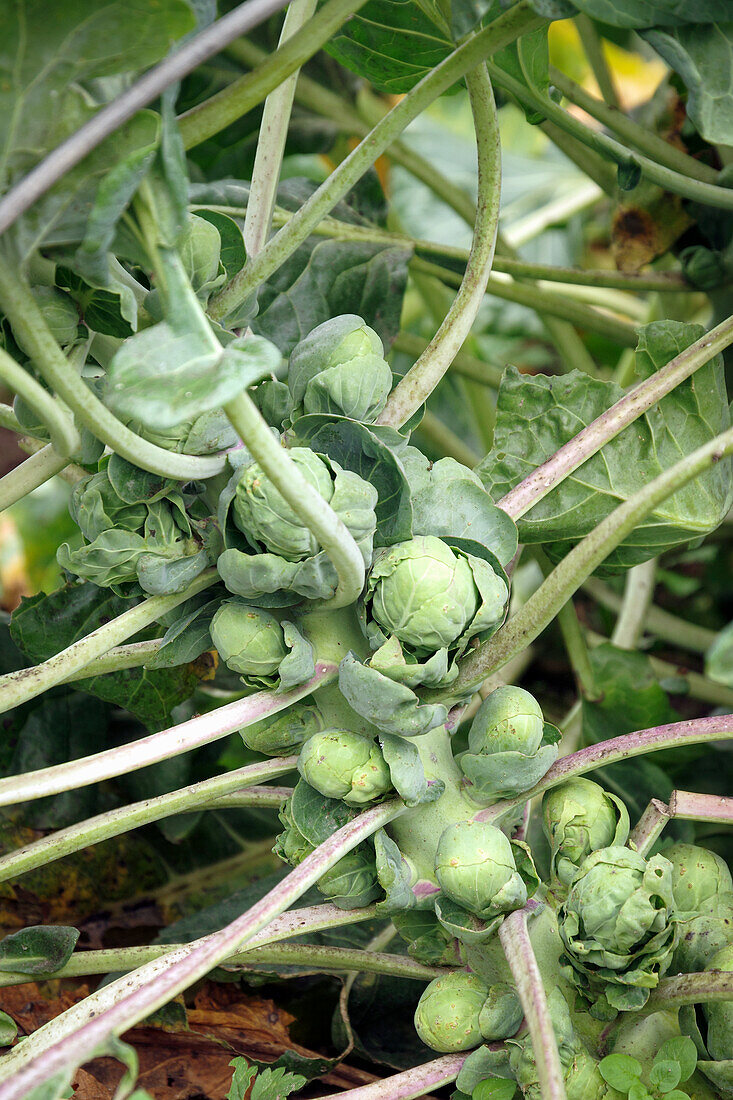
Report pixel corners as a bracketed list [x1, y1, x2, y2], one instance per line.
[10, 583, 200, 730]
[324, 0, 452, 94]
[644, 24, 733, 146]
[560, 0, 729, 28]
[478, 322, 732, 570]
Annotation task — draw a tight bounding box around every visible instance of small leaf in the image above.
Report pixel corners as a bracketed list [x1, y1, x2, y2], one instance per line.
[656, 1037, 697, 1082]
[0, 1010, 17, 1046]
[650, 1060, 681, 1094]
[227, 1059, 257, 1100]
[628, 1083, 652, 1100]
[473, 1080, 517, 1100]
[0, 926, 79, 974]
[599, 1053, 643, 1092]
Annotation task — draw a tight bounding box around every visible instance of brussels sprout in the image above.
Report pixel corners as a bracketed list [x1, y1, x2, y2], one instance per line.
[673, 892, 733, 973]
[316, 848, 381, 909]
[288, 315, 392, 423]
[559, 846, 677, 1016]
[242, 703, 322, 756]
[232, 447, 334, 560]
[434, 821, 527, 920]
[210, 600, 287, 681]
[126, 409, 238, 455]
[414, 971, 490, 1052]
[542, 779, 630, 888]
[298, 730, 392, 806]
[477, 982, 523, 1041]
[273, 800, 314, 866]
[704, 944, 733, 1061]
[469, 686, 544, 755]
[664, 842, 733, 912]
[32, 286, 79, 346]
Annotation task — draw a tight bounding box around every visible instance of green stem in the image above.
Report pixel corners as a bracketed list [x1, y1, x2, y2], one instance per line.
[178, 0, 370, 150]
[534, 548, 599, 700]
[0, 760, 296, 883]
[573, 15, 619, 109]
[452, 422, 733, 691]
[64, 639, 164, 681]
[378, 66, 501, 428]
[549, 67, 719, 186]
[610, 559, 657, 650]
[0, 349, 79, 457]
[582, 578, 716, 653]
[392, 331, 504, 389]
[243, 0, 317, 256]
[224, 390, 365, 608]
[642, 971, 733, 1016]
[498, 313, 733, 520]
[411, 257, 638, 347]
[488, 63, 733, 210]
[416, 410, 482, 468]
[0, 943, 441, 989]
[627, 798, 670, 856]
[0, 445, 69, 511]
[0, 403, 21, 432]
[0, 570, 218, 715]
[0, 801, 406, 1089]
[207, 2, 546, 322]
[0, 257, 226, 481]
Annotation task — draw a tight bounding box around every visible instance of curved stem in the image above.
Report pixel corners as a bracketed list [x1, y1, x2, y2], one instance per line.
[642, 971, 733, 1016]
[378, 66, 500, 427]
[0, 944, 441, 989]
[534, 549, 599, 700]
[488, 62, 733, 210]
[455, 422, 733, 689]
[0, 0, 294, 237]
[478, 714, 733, 822]
[499, 905, 567, 1100]
[0, 257, 226, 481]
[574, 15, 619, 109]
[0, 444, 69, 511]
[0, 800, 406, 1091]
[0, 349, 79, 457]
[411, 257, 638, 347]
[224, 391, 365, 608]
[0, 759, 297, 883]
[498, 314, 733, 520]
[549, 67, 719, 186]
[309, 1055, 470, 1100]
[207, 2, 545, 322]
[611, 558, 656, 650]
[0, 569, 218, 716]
[583, 578, 715, 653]
[0, 661, 337, 808]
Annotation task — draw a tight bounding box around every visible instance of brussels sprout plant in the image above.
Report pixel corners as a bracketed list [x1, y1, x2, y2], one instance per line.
[0, 3, 732, 1100]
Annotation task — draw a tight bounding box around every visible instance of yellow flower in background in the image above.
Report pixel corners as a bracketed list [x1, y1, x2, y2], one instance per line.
[549, 19, 667, 110]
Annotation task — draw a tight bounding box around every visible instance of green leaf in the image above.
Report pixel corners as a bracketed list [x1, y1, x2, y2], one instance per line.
[289, 779, 358, 847]
[656, 1037, 698, 1082]
[56, 263, 142, 337]
[379, 733, 443, 806]
[195, 210, 247, 281]
[644, 24, 733, 146]
[227, 1060, 257, 1100]
[0, 1011, 17, 1047]
[374, 828, 415, 912]
[478, 323, 732, 571]
[562, 0, 729, 28]
[250, 1066, 307, 1100]
[10, 584, 200, 731]
[324, 0, 452, 93]
[473, 1080, 517, 1100]
[628, 1084, 652, 1100]
[338, 651, 449, 737]
[599, 1053, 643, 1092]
[0, 925, 79, 974]
[145, 596, 221, 668]
[662, 1092, 691, 1100]
[650, 1060, 681, 1093]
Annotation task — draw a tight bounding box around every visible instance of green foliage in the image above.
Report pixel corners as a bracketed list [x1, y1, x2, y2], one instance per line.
[0, 925, 79, 974]
[599, 1035, 698, 1100]
[226, 1061, 306, 1100]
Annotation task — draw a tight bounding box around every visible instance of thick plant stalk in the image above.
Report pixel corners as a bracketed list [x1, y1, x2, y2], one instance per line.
[455, 421, 733, 688]
[499, 904, 568, 1100]
[611, 559, 657, 650]
[0, 348, 79, 458]
[670, 790, 733, 823]
[207, 1, 545, 322]
[0, 664, 336, 808]
[0, 258, 227, 481]
[243, 0, 317, 255]
[308, 1055, 470, 1100]
[479, 715, 733, 822]
[0, 800, 406, 1091]
[0, 760, 298, 882]
[628, 799, 671, 856]
[0, 0, 298, 237]
[0, 570, 219, 716]
[498, 319, 733, 507]
[224, 391, 366, 608]
[0, 444, 70, 512]
[643, 971, 733, 1016]
[378, 66, 500, 428]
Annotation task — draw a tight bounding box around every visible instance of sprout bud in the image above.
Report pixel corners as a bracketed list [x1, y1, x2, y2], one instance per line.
[210, 600, 287, 679]
[298, 730, 391, 806]
[468, 686, 544, 755]
[435, 820, 527, 919]
[414, 971, 490, 1052]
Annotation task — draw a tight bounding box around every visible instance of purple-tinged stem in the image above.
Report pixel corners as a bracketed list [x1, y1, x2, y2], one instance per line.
[0, 799, 406, 1095]
[628, 799, 671, 856]
[498, 314, 733, 520]
[643, 971, 733, 1015]
[0, 662, 337, 809]
[308, 1054, 470, 1100]
[499, 903, 567, 1100]
[477, 715, 733, 823]
[670, 790, 733, 823]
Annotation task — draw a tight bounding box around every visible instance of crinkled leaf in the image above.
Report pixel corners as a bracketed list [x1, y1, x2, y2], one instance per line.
[339, 652, 448, 737]
[435, 896, 503, 945]
[478, 323, 732, 571]
[456, 1048, 515, 1093]
[644, 24, 733, 147]
[56, 260, 144, 337]
[374, 829, 415, 913]
[289, 779, 358, 847]
[195, 210, 246, 280]
[0, 925, 79, 974]
[278, 621, 316, 693]
[379, 732, 444, 806]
